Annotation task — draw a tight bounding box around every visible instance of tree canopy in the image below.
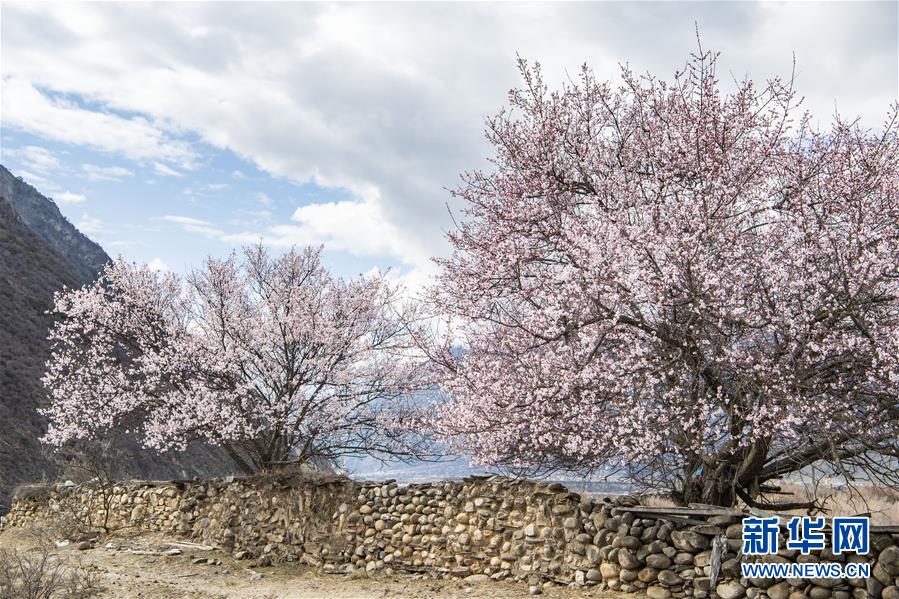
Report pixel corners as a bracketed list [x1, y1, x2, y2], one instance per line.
[429, 50, 899, 507]
[43, 245, 426, 473]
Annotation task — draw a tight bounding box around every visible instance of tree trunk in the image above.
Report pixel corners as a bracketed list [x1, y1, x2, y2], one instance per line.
[676, 440, 770, 507]
[679, 474, 739, 507]
[222, 443, 257, 475]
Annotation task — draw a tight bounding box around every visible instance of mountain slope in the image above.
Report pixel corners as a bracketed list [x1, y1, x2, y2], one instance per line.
[0, 167, 233, 512]
[0, 195, 81, 509]
[0, 165, 109, 284]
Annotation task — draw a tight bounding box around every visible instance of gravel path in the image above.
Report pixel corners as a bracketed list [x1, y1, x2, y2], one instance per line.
[0, 527, 628, 598]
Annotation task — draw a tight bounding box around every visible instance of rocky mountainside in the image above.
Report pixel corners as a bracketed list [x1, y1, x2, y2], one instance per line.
[0, 165, 109, 284]
[0, 166, 232, 512]
[0, 194, 82, 510]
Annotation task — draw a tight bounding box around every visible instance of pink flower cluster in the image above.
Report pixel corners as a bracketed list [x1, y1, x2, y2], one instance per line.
[429, 51, 898, 487]
[43, 245, 425, 471]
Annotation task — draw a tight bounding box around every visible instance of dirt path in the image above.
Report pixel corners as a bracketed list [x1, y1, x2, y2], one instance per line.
[0, 528, 628, 598]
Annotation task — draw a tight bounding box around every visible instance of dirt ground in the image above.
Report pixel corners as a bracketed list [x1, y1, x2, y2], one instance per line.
[0, 527, 628, 599]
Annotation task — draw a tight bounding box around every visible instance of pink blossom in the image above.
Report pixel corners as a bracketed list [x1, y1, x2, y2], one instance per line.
[43, 245, 427, 472]
[428, 51, 899, 506]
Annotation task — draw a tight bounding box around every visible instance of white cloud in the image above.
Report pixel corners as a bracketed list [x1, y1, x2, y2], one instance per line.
[265, 198, 437, 286]
[161, 215, 211, 227]
[159, 198, 437, 286]
[4, 146, 62, 180]
[104, 240, 134, 249]
[161, 215, 225, 238]
[2, 2, 896, 277]
[153, 162, 183, 177]
[254, 191, 272, 205]
[82, 163, 134, 181]
[147, 257, 169, 271]
[76, 214, 104, 235]
[18, 145, 60, 172]
[270, 199, 414, 260]
[56, 190, 87, 204]
[228, 209, 272, 227]
[161, 200, 427, 270]
[1, 78, 197, 168]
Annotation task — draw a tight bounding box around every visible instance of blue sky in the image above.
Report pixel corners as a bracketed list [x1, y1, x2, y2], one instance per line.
[2, 126, 394, 278]
[1, 2, 896, 286]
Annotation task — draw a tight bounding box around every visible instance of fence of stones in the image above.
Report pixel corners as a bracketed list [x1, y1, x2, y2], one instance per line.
[3, 474, 898, 599]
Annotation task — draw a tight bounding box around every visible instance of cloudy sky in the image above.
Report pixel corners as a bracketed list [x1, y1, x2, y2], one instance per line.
[2, 1, 896, 285]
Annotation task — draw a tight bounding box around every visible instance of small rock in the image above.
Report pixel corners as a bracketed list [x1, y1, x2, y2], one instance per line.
[866, 577, 884, 598]
[620, 535, 642, 549]
[528, 585, 542, 595]
[811, 576, 841, 589]
[658, 570, 681, 586]
[674, 552, 696, 565]
[690, 524, 723, 536]
[879, 547, 899, 576]
[882, 587, 899, 599]
[672, 530, 710, 552]
[694, 550, 712, 568]
[600, 561, 621, 579]
[646, 554, 672, 569]
[647, 585, 673, 599]
[768, 581, 792, 599]
[638, 567, 660, 583]
[874, 562, 893, 587]
[717, 580, 746, 599]
[618, 548, 642, 569]
[809, 587, 833, 599]
[464, 574, 489, 584]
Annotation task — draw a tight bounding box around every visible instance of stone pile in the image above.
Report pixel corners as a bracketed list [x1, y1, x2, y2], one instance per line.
[4, 475, 898, 599]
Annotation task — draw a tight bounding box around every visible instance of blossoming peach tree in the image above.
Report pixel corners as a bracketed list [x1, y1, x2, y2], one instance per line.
[430, 50, 899, 507]
[43, 245, 427, 473]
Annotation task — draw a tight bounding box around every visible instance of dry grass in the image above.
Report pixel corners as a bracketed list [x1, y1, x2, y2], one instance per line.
[0, 527, 103, 598]
[0, 527, 631, 599]
[636, 484, 898, 524]
[766, 483, 899, 524]
[636, 493, 679, 508]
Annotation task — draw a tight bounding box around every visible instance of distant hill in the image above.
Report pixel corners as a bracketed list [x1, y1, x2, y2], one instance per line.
[0, 165, 109, 284]
[0, 166, 232, 512]
[0, 193, 83, 510]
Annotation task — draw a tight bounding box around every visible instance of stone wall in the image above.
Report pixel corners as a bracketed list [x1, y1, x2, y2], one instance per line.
[3, 475, 898, 599]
